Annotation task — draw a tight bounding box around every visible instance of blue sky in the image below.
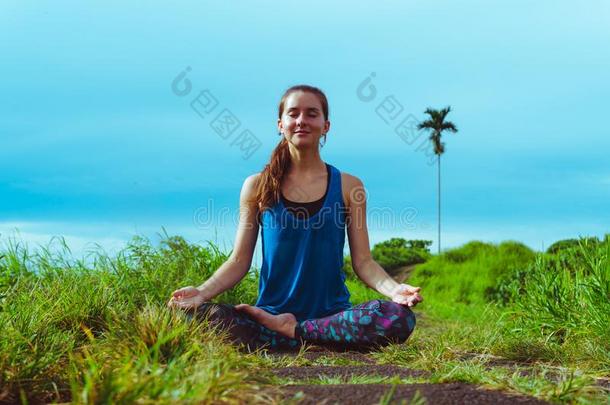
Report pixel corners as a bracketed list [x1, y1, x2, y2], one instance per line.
[1, 0, 609, 261]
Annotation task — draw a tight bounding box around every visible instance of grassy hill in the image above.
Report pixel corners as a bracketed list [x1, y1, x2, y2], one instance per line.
[1, 234, 608, 403]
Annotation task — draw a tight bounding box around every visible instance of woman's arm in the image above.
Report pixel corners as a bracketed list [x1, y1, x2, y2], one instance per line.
[168, 174, 260, 308]
[344, 174, 422, 306]
[195, 174, 261, 300]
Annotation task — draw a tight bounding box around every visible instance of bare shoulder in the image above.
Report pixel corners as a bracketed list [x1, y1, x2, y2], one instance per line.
[244, 172, 262, 187]
[241, 173, 262, 201]
[340, 171, 365, 208]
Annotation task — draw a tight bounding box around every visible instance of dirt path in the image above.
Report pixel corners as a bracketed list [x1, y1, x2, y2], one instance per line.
[271, 365, 429, 380]
[263, 346, 552, 404]
[251, 266, 603, 404]
[393, 264, 418, 283]
[278, 383, 548, 404]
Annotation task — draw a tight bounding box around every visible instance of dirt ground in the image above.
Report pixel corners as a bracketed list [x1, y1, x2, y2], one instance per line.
[271, 365, 429, 380]
[277, 383, 549, 404]
[262, 345, 552, 404]
[255, 276, 606, 405]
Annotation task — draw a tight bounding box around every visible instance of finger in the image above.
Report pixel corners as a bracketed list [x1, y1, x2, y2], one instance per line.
[176, 301, 196, 309]
[173, 289, 193, 298]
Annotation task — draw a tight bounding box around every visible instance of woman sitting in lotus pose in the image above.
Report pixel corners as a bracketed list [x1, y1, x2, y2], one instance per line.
[167, 84, 423, 351]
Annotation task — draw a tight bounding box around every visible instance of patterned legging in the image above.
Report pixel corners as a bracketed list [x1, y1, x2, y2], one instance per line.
[184, 299, 416, 352]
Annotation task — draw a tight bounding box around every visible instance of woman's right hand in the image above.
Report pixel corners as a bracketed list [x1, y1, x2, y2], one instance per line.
[167, 286, 206, 310]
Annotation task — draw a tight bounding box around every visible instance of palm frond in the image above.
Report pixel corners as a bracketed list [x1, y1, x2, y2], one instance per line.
[417, 120, 435, 130]
[441, 122, 458, 133]
[423, 107, 441, 122]
[423, 107, 436, 117]
[439, 106, 451, 121]
[419, 106, 458, 155]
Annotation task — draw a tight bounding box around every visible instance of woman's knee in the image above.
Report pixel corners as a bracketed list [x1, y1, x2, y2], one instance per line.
[375, 300, 416, 342]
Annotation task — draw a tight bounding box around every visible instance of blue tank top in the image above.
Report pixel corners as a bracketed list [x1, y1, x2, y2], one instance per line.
[254, 163, 352, 322]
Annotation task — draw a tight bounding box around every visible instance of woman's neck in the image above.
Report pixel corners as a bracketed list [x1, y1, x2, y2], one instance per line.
[287, 147, 326, 177]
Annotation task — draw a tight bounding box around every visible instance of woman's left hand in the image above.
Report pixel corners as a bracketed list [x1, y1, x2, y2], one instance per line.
[390, 284, 423, 307]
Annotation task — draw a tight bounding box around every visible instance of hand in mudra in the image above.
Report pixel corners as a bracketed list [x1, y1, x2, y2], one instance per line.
[390, 284, 423, 307]
[167, 286, 205, 310]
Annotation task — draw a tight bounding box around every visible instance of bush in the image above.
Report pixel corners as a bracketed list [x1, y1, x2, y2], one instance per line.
[409, 241, 536, 307]
[505, 238, 610, 360]
[546, 237, 600, 255]
[343, 238, 432, 279]
[371, 238, 432, 276]
[342, 255, 356, 280]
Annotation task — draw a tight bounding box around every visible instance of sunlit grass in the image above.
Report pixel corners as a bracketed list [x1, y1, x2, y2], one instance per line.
[0, 233, 266, 404]
[1, 232, 608, 403]
[275, 374, 421, 386]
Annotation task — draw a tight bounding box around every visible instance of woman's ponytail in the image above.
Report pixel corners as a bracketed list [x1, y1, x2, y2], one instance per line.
[252, 137, 291, 214]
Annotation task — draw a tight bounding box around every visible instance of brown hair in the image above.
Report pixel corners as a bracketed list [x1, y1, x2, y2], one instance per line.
[251, 85, 329, 217]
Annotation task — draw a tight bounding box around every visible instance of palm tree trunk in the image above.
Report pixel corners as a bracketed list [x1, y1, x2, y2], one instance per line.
[438, 153, 441, 255]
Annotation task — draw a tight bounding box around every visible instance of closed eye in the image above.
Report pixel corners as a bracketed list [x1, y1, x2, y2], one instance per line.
[288, 113, 318, 118]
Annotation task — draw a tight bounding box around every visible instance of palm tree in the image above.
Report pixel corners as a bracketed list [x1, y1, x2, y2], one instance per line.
[417, 106, 458, 254]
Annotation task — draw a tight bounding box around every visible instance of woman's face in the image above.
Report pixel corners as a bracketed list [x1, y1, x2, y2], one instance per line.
[278, 91, 330, 149]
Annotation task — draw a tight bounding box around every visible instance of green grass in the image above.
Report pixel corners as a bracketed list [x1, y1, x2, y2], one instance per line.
[274, 375, 419, 386]
[372, 237, 610, 402]
[1, 232, 609, 403]
[408, 240, 535, 312]
[0, 233, 266, 404]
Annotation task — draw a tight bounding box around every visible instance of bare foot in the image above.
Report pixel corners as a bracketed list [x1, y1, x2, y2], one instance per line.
[234, 304, 297, 338]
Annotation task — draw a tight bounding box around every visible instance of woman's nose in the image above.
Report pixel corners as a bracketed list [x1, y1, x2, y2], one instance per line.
[296, 113, 307, 126]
